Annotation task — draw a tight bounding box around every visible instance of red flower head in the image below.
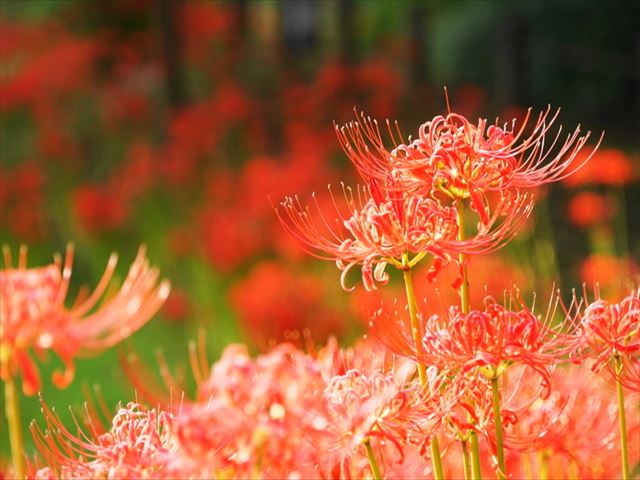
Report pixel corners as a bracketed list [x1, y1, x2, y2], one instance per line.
[336, 108, 601, 224]
[0, 245, 170, 395]
[32, 402, 176, 480]
[378, 293, 574, 395]
[504, 365, 640, 479]
[322, 368, 430, 464]
[574, 291, 640, 381]
[276, 181, 532, 291]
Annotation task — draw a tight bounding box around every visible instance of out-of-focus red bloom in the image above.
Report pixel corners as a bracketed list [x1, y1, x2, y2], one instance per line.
[229, 261, 344, 349]
[201, 207, 266, 272]
[1, 37, 97, 110]
[195, 343, 334, 479]
[180, 2, 234, 66]
[0, 162, 47, 241]
[567, 191, 613, 227]
[73, 184, 128, 233]
[580, 254, 638, 300]
[504, 365, 640, 479]
[0, 245, 169, 395]
[111, 142, 158, 201]
[563, 148, 636, 187]
[162, 288, 190, 323]
[201, 151, 333, 271]
[351, 252, 532, 326]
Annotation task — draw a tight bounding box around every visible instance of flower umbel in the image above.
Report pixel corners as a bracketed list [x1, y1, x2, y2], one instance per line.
[336, 108, 601, 224]
[277, 180, 532, 291]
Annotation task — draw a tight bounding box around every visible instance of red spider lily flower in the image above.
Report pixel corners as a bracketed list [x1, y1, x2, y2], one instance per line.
[336, 108, 601, 224]
[0, 244, 170, 395]
[377, 293, 574, 394]
[32, 402, 176, 480]
[194, 343, 336, 479]
[504, 365, 640, 479]
[616, 356, 640, 392]
[322, 368, 430, 464]
[276, 181, 532, 291]
[573, 291, 639, 377]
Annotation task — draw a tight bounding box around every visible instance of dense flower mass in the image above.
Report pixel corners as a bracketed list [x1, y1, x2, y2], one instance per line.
[21, 337, 638, 480]
[0, 245, 170, 395]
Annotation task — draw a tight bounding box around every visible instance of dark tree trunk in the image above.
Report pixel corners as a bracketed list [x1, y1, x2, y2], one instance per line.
[156, 0, 186, 109]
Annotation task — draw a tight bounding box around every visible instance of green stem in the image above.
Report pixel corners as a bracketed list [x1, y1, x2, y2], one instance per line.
[470, 432, 482, 480]
[538, 449, 549, 480]
[615, 356, 630, 480]
[462, 440, 471, 480]
[491, 377, 506, 479]
[5, 376, 26, 480]
[364, 437, 381, 480]
[430, 435, 445, 480]
[400, 253, 444, 480]
[457, 203, 482, 480]
[401, 253, 427, 386]
[456, 204, 470, 315]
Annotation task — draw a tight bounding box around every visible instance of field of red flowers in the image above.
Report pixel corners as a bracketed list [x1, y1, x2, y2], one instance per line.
[1, 1, 639, 479]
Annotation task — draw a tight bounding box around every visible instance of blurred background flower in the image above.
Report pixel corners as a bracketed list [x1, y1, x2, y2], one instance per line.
[1, 0, 638, 457]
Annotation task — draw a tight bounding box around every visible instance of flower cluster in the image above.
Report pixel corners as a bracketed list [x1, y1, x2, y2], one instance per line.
[15, 336, 637, 480]
[278, 103, 602, 293]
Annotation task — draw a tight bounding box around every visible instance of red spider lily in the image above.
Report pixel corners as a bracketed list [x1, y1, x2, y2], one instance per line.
[194, 343, 336, 479]
[616, 356, 640, 392]
[572, 291, 640, 377]
[32, 401, 176, 480]
[336, 108, 601, 224]
[0, 244, 170, 395]
[322, 369, 430, 463]
[504, 365, 640, 479]
[377, 293, 575, 394]
[276, 180, 532, 291]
